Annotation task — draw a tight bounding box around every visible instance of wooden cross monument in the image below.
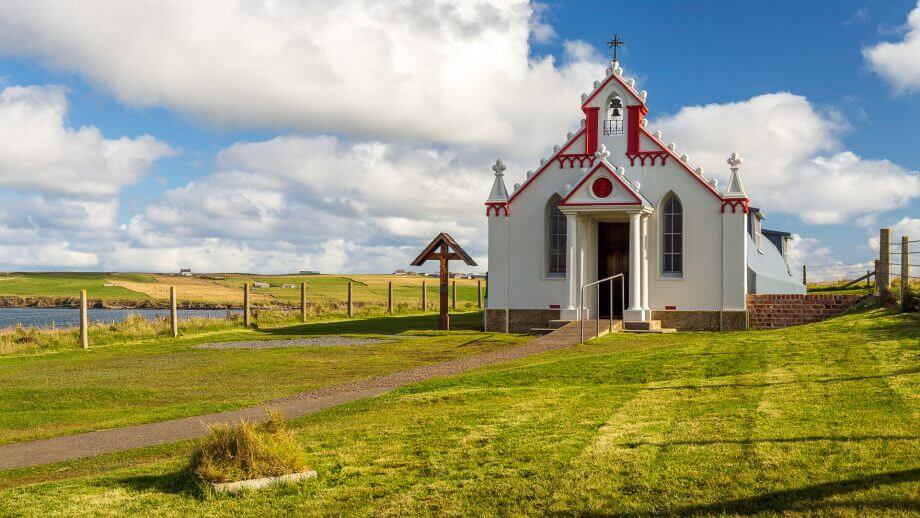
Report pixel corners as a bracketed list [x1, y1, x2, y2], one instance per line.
[411, 233, 477, 330]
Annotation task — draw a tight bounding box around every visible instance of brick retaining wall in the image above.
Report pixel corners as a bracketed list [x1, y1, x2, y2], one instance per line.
[746, 294, 865, 330]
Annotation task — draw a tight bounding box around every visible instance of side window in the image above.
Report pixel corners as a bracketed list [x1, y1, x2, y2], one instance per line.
[661, 194, 683, 277]
[546, 195, 566, 277]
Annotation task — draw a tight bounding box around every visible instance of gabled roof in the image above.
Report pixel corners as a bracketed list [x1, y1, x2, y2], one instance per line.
[560, 157, 651, 208]
[410, 233, 477, 267]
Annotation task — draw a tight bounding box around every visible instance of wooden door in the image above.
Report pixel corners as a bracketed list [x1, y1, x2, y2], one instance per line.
[597, 222, 629, 317]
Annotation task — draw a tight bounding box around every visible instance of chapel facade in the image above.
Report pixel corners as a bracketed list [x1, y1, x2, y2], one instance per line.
[484, 59, 803, 332]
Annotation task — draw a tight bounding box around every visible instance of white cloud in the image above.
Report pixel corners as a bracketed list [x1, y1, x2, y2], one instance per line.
[652, 93, 920, 224]
[868, 217, 920, 251]
[864, 2, 920, 92]
[0, 0, 602, 152]
[0, 85, 174, 197]
[113, 135, 488, 273]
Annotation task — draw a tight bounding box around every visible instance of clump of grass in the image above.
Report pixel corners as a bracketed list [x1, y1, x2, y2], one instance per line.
[189, 412, 308, 484]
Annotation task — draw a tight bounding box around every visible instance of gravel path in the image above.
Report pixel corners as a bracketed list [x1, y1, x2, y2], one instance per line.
[0, 321, 613, 471]
[196, 336, 392, 349]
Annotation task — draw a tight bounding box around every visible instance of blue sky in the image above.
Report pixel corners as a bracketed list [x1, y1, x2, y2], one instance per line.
[0, 1, 917, 277]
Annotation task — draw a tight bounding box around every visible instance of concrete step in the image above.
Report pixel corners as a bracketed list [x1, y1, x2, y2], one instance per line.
[527, 328, 556, 336]
[546, 320, 570, 329]
[623, 328, 677, 334]
[623, 320, 662, 331]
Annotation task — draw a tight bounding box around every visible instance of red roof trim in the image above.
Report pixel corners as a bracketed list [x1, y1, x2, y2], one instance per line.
[638, 126, 725, 200]
[560, 161, 643, 206]
[507, 128, 587, 205]
[581, 72, 645, 110]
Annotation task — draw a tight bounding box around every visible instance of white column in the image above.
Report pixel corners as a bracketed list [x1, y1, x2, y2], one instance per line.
[565, 213, 577, 310]
[627, 212, 642, 317]
[640, 213, 650, 318]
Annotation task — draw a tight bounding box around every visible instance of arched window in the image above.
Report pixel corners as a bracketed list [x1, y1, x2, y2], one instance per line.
[604, 95, 624, 136]
[546, 195, 566, 277]
[661, 193, 683, 277]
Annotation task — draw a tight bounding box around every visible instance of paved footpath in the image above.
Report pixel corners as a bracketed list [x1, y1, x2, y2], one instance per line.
[0, 321, 613, 471]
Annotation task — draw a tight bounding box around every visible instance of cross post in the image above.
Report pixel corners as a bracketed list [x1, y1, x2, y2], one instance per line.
[411, 233, 478, 330]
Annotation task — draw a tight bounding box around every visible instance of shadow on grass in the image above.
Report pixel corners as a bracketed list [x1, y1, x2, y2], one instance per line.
[621, 434, 919, 449]
[116, 468, 203, 499]
[642, 366, 920, 391]
[672, 468, 920, 516]
[258, 311, 484, 337]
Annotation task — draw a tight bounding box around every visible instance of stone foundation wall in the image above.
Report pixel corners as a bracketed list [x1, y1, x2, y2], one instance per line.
[484, 308, 560, 333]
[650, 310, 748, 331]
[746, 294, 865, 330]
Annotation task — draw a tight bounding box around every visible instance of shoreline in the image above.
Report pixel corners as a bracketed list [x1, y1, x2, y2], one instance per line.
[0, 296, 294, 311]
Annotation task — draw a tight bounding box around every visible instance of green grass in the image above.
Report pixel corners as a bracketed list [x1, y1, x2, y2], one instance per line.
[0, 312, 525, 445]
[0, 309, 917, 515]
[0, 272, 149, 301]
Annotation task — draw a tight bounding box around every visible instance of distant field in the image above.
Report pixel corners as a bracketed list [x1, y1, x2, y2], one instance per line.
[0, 273, 149, 302]
[0, 272, 484, 309]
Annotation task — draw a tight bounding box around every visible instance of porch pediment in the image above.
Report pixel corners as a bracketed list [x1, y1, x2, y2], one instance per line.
[559, 161, 651, 209]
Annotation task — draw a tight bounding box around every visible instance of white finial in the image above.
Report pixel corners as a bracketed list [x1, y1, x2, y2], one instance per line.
[627, 78, 635, 88]
[580, 93, 588, 102]
[487, 159, 510, 203]
[680, 154, 689, 162]
[553, 145, 559, 153]
[640, 90, 648, 102]
[491, 159, 506, 176]
[708, 178, 719, 188]
[564, 184, 572, 193]
[594, 144, 611, 160]
[654, 130, 662, 139]
[566, 131, 573, 139]
[639, 119, 648, 128]
[633, 181, 641, 190]
[539, 158, 546, 166]
[593, 80, 600, 89]
[526, 170, 533, 179]
[695, 167, 704, 175]
[616, 166, 625, 176]
[667, 143, 677, 151]
[606, 66, 613, 77]
[727, 151, 744, 171]
[513, 183, 521, 192]
[725, 151, 747, 198]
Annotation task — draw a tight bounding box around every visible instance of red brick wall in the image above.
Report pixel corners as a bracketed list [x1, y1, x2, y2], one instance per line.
[746, 294, 865, 330]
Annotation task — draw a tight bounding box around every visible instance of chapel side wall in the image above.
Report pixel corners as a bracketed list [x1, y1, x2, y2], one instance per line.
[505, 162, 574, 310]
[486, 212, 509, 308]
[632, 161, 726, 311]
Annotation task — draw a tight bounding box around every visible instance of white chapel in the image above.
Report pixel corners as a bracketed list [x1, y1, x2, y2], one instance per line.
[484, 57, 804, 333]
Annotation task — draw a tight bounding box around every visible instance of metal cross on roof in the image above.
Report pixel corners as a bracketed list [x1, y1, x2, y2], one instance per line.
[607, 34, 624, 62]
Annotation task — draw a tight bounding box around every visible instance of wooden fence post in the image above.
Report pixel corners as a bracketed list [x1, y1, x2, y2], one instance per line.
[347, 281, 353, 317]
[79, 290, 88, 349]
[387, 281, 393, 315]
[477, 280, 482, 309]
[169, 286, 178, 338]
[902, 235, 910, 312]
[300, 282, 307, 323]
[879, 228, 891, 303]
[802, 265, 807, 285]
[452, 280, 457, 310]
[243, 283, 251, 327]
[866, 270, 871, 291]
[422, 280, 427, 311]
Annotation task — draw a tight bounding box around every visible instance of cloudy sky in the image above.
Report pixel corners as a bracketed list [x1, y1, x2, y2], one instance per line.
[0, 0, 917, 278]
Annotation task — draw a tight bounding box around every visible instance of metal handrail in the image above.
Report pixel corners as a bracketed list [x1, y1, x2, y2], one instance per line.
[579, 273, 625, 343]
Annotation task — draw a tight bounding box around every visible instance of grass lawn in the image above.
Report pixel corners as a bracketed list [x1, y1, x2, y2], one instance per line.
[0, 308, 917, 515]
[0, 312, 525, 445]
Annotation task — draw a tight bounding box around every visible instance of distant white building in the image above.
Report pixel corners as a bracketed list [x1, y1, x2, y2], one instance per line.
[252, 281, 270, 288]
[484, 57, 803, 333]
[179, 268, 193, 276]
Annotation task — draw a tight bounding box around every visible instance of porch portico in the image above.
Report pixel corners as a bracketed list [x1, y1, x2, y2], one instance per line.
[559, 207, 653, 322]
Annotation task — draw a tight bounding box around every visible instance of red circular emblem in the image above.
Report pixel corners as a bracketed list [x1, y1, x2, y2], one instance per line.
[592, 177, 614, 198]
